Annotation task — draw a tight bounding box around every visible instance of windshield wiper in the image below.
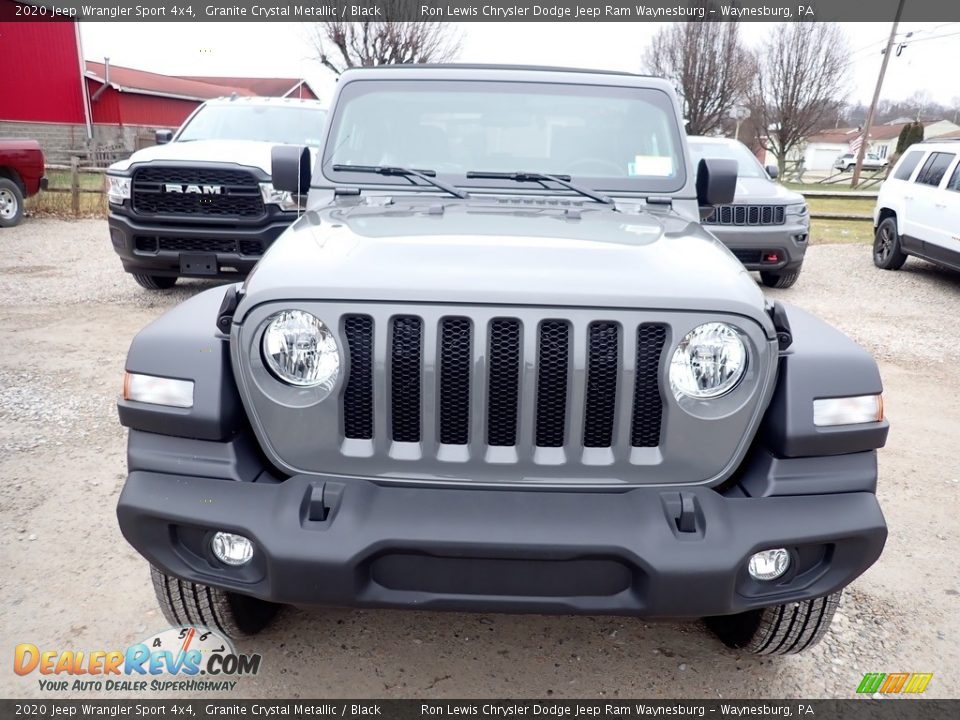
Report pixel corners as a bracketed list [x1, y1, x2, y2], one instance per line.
[331, 164, 469, 200]
[464, 170, 615, 207]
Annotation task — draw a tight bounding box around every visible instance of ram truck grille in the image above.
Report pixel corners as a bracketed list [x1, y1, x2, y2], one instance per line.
[131, 165, 264, 219]
[704, 205, 786, 226]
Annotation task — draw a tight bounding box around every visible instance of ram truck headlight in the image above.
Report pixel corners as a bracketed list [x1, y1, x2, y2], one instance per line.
[106, 175, 131, 205]
[670, 322, 747, 399]
[260, 182, 302, 212]
[813, 395, 884, 426]
[262, 310, 340, 393]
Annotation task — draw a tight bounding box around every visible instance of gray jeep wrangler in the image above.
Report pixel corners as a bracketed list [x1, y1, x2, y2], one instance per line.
[116, 66, 888, 655]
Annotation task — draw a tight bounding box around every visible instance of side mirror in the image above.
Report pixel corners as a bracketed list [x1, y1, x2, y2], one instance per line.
[765, 165, 779, 180]
[696, 158, 737, 206]
[155, 129, 173, 145]
[271, 145, 311, 194]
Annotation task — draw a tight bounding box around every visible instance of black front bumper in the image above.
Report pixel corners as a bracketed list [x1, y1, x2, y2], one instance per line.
[117, 467, 886, 618]
[108, 210, 294, 279]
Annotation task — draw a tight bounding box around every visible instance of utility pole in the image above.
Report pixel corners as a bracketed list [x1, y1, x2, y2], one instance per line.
[852, 0, 906, 187]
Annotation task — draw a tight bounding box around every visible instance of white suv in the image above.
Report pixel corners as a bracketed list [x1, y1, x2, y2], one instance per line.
[873, 140, 960, 272]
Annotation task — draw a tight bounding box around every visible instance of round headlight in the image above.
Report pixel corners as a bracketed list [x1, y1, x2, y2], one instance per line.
[262, 310, 340, 392]
[669, 322, 746, 399]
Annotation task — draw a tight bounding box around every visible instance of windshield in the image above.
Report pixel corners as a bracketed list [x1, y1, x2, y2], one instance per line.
[322, 80, 686, 194]
[688, 139, 767, 179]
[177, 103, 327, 146]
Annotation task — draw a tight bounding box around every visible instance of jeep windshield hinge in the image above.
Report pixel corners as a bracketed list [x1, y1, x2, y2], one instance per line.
[768, 301, 793, 351]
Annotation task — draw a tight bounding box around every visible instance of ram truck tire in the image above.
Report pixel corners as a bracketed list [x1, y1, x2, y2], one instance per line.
[0, 177, 25, 228]
[759, 268, 801, 289]
[706, 591, 841, 655]
[873, 217, 908, 270]
[132, 273, 178, 290]
[150, 565, 279, 638]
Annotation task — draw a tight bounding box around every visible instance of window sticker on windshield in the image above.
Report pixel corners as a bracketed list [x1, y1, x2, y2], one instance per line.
[628, 155, 674, 177]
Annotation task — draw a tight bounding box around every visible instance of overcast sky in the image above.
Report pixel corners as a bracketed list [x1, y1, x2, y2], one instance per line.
[79, 22, 960, 115]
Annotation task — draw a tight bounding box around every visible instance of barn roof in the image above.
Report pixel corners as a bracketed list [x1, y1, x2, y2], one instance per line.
[178, 76, 316, 98]
[85, 61, 253, 101]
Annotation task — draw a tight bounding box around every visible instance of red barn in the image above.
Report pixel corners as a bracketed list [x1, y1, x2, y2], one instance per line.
[0, 0, 321, 162]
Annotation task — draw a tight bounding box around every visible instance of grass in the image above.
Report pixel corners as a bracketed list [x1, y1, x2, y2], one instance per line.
[25, 170, 107, 218]
[809, 218, 875, 245]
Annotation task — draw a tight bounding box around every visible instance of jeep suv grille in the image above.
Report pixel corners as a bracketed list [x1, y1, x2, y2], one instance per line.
[341, 313, 666, 451]
[704, 205, 786, 226]
[131, 165, 265, 218]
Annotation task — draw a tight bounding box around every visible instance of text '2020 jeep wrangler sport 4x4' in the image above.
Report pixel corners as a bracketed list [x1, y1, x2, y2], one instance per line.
[117, 66, 888, 655]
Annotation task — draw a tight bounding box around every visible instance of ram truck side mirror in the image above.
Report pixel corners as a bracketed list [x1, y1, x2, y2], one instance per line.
[155, 129, 173, 145]
[766, 165, 779, 180]
[696, 158, 737, 207]
[271, 145, 311, 194]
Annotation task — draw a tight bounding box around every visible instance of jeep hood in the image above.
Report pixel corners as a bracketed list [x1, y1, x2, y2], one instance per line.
[109, 139, 314, 175]
[238, 201, 772, 327]
[733, 177, 804, 205]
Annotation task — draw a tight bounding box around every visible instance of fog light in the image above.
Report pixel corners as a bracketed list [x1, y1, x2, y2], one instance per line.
[211, 532, 254, 566]
[748, 549, 790, 581]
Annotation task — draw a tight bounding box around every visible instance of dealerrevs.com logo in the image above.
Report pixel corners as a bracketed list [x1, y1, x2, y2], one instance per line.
[14, 626, 262, 692]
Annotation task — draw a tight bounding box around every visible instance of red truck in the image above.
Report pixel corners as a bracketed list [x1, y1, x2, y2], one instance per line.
[0, 139, 46, 227]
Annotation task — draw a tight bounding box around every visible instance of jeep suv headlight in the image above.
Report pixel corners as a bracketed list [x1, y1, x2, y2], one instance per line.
[106, 175, 131, 205]
[670, 322, 747, 399]
[262, 310, 339, 393]
[785, 202, 809, 219]
[260, 182, 301, 212]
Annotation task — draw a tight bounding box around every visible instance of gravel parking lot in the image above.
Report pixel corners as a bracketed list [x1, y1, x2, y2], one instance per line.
[2, 218, 958, 699]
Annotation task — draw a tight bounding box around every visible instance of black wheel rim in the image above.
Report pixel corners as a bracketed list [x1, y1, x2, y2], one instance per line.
[875, 225, 892, 263]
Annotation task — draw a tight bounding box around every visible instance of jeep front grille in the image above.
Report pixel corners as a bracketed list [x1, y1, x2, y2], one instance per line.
[131, 165, 265, 218]
[341, 313, 666, 451]
[704, 205, 786, 226]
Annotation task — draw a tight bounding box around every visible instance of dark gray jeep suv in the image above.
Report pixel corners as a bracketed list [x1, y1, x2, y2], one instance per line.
[116, 66, 888, 655]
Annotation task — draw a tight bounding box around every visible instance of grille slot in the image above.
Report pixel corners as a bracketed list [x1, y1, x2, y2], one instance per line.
[390, 316, 423, 443]
[131, 165, 264, 218]
[343, 315, 374, 440]
[631, 324, 667, 447]
[535, 321, 570, 448]
[705, 204, 786, 226]
[583, 322, 620, 448]
[486, 319, 522, 447]
[439, 318, 472, 445]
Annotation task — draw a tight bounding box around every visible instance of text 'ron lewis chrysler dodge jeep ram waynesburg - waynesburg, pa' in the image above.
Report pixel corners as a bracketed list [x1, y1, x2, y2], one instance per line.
[116, 66, 889, 655]
[106, 95, 326, 290]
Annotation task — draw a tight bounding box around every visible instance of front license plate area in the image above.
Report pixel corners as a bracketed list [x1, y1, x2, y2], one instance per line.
[180, 253, 218, 276]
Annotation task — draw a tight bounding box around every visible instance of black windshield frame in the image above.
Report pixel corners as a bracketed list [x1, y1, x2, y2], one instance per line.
[318, 79, 688, 196]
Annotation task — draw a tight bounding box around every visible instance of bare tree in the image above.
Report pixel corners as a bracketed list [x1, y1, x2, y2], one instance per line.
[749, 24, 851, 174]
[641, 16, 752, 136]
[308, 2, 460, 75]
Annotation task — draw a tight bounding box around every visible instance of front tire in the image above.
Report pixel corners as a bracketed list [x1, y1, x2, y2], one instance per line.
[873, 217, 907, 270]
[132, 273, 178, 290]
[759, 268, 801, 289]
[706, 591, 841, 655]
[150, 565, 279, 638]
[0, 178, 25, 228]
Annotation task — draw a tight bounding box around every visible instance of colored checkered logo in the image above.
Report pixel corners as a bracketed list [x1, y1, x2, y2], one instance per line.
[857, 672, 933, 694]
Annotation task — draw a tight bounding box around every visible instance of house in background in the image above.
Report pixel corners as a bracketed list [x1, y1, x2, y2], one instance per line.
[784, 120, 960, 173]
[0, 0, 321, 162]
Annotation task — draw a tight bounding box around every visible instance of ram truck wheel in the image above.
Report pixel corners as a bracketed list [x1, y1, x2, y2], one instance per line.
[132, 273, 178, 290]
[706, 591, 841, 655]
[150, 565, 278, 638]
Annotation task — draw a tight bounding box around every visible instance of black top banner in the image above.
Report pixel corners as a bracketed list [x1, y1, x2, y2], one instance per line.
[4, 0, 960, 23]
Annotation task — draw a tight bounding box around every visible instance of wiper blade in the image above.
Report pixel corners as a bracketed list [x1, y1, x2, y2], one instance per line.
[331, 164, 469, 200]
[464, 170, 615, 207]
